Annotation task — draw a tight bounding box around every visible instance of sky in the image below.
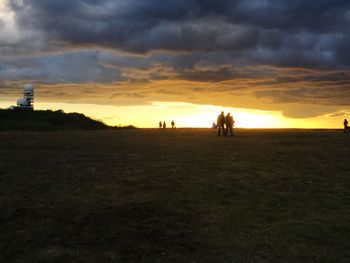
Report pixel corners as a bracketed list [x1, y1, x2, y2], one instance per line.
[1, 0, 350, 128]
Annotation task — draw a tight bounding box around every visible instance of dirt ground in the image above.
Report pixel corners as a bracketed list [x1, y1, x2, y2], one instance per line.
[0, 129, 349, 262]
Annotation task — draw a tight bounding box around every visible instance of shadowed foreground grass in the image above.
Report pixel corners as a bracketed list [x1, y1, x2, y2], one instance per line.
[0, 129, 349, 262]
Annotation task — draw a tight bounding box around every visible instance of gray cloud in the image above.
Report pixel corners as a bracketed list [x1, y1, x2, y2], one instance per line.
[0, 50, 123, 82]
[5, 0, 349, 67]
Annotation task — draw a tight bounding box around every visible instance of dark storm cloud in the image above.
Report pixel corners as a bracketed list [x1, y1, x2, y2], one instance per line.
[12, 0, 350, 32]
[9, 0, 350, 65]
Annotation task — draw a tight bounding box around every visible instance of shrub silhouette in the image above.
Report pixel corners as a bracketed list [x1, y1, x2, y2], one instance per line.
[0, 109, 134, 131]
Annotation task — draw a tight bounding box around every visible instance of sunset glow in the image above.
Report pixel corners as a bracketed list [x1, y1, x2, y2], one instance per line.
[0, 100, 342, 128]
[1, 0, 350, 128]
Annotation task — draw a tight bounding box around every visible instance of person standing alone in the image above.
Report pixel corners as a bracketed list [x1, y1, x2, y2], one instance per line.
[344, 119, 349, 134]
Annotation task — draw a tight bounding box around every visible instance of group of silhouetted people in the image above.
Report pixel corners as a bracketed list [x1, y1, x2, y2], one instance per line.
[216, 111, 235, 136]
[159, 120, 176, 130]
[158, 116, 348, 135]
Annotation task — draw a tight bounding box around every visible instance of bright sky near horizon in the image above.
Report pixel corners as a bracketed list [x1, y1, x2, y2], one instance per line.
[0, 100, 343, 128]
[1, 0, 350, 128]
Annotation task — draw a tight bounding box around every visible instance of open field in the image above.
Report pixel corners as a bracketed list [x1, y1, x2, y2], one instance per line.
[0, 129, 349, 262]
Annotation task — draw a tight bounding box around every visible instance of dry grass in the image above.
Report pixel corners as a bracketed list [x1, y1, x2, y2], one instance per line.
[0, 129, 349, 262]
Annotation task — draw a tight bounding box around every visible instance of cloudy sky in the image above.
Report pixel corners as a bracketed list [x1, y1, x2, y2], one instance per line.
[1, 0, 350, 127]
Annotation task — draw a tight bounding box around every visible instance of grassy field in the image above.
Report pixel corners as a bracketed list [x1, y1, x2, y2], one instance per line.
[0, 129, 349, 262]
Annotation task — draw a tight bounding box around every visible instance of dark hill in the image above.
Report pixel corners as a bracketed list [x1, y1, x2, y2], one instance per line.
[0, 109, 122, 131]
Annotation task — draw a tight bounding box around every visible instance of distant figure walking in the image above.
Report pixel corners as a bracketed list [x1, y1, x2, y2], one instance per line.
[217, 111, 226, 136]
[159, 121, 162, 129]
[225, 112, 235, 136]
[344, 119, 349, 134]
[163, 121, 167, 130]
[171, 120, 176, 129]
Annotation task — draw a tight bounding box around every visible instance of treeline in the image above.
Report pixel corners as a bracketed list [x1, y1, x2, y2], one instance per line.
[0, 109, 135, 131]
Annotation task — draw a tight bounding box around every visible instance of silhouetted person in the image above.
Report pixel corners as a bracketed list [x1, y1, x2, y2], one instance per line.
[163, 121, 166, 130]
[344, 119, 349, 134]
[217, 111, 226, 136]
[171, 120, 175, 129]
[225, 112, 235, 136]
[159, 121, 162, 129]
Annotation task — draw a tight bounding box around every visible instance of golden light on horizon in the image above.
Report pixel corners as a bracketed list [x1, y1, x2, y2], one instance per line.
[0, 100, 344, 129]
